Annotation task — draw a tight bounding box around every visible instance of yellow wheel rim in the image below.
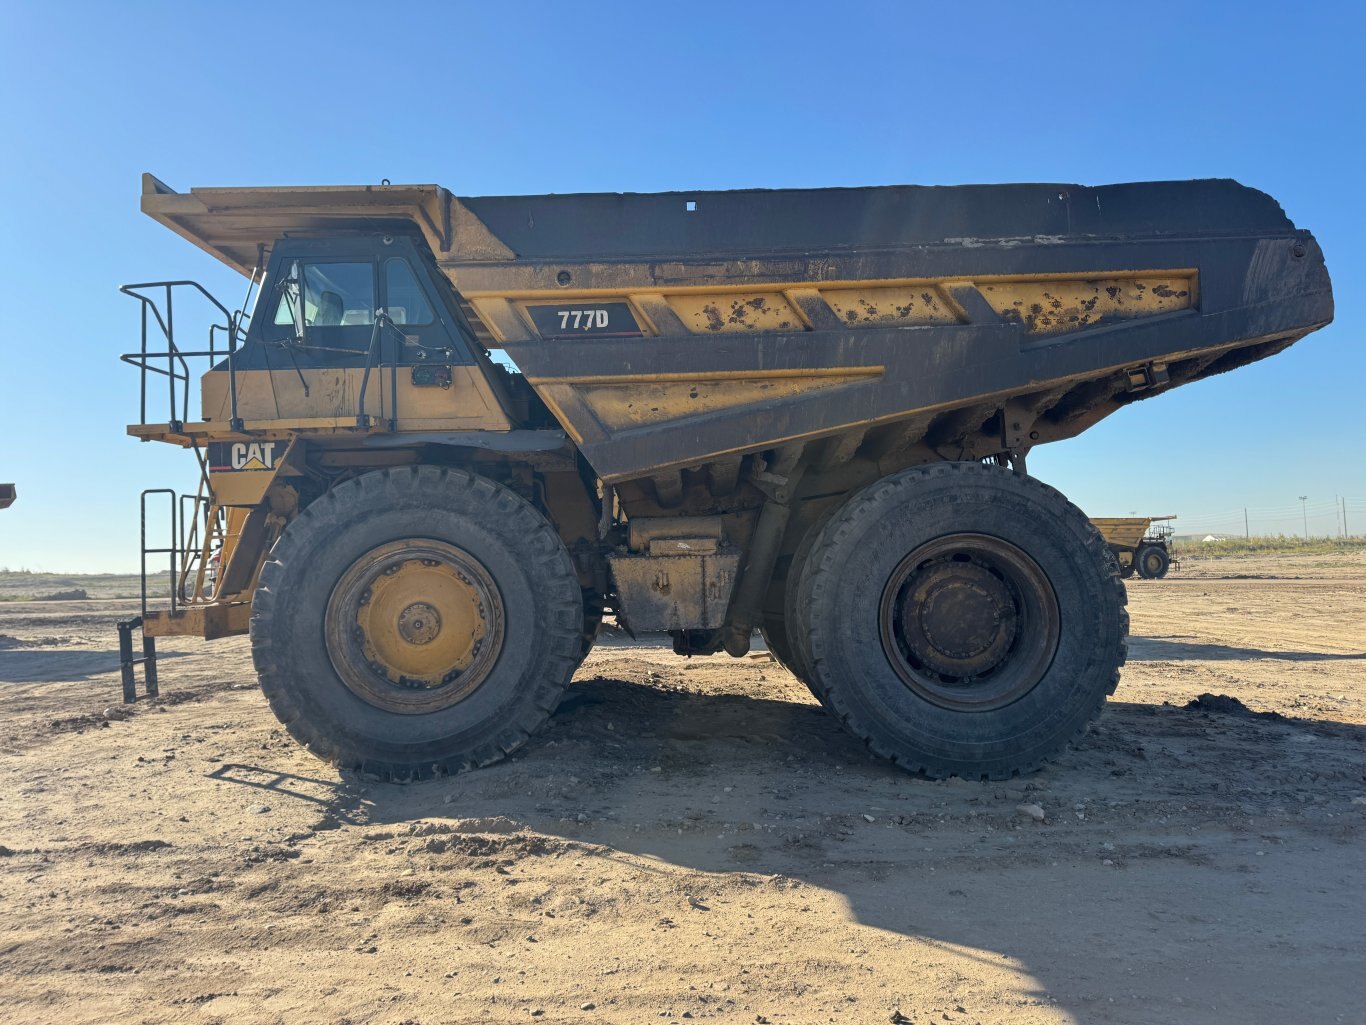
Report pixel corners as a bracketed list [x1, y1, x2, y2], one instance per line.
[325, 540, 504, 713]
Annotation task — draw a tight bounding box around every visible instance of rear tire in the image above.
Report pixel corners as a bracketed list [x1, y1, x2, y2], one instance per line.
[251, 466, 583, 779]
[763, 501, 846, 707]
[1135, 544, 1170, 579]
[579, 591, 604, 658]
[790, 462, 1127, 780]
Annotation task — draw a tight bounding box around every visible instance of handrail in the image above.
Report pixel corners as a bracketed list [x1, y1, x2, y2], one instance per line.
[139, 489, 178, 618]
[119, 281, 244, 430]
[138, 488, 216, 618]
[355, 311, 404, 431]
[122, 278, 404, 434]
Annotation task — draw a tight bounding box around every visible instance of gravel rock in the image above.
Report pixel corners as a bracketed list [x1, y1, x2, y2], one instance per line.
[248, 804, 271, 814]
[1016, 803, 1046, 822]
[580, 1002, 596, 1011]
[102, 706, 128, 721]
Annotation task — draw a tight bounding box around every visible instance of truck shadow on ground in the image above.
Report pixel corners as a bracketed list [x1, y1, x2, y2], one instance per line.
[0, 648, 190, 684]
[211, 667, 1366, 1023]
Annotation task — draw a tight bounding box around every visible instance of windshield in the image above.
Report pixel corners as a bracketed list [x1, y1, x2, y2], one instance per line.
[273, 261, 375, 327]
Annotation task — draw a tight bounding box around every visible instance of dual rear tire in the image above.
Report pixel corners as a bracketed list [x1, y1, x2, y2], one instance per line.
[779, 462, 1127, 779]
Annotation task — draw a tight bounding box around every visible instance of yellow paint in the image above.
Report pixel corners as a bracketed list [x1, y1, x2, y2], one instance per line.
[822, 284, 961, 327]
[978, 276, 1195, 334]
[665, 293, 803, 334]
[1090, 517, 1155, 548]
[468, 271, 1197, 342]
[537, 369, 883, 431]
[199, 366, 513, 430]
[142, 602, 251, 640]
[355, 557, 487, 685]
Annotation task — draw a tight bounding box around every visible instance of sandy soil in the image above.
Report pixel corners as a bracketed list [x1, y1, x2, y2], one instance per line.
[1, 554, 1363, 1025]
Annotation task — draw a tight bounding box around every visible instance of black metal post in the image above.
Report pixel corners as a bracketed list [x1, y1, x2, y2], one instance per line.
[118, 618, 139, 704]
[142, 635, 159, 698]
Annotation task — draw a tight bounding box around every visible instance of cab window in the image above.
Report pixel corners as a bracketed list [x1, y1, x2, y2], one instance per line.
[273, 262, 376, 327]
[384, 258, 435, 325]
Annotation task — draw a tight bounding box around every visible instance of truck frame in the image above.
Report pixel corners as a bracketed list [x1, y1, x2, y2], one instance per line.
[117, 174, 1332, 780]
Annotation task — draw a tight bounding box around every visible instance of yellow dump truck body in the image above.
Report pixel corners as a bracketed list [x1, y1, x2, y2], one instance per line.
[1092, 518, 1160, 549]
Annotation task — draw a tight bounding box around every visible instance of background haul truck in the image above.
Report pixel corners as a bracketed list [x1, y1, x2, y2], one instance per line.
[117, 175, 1332, 780]
[1092, 515, 1179, 579]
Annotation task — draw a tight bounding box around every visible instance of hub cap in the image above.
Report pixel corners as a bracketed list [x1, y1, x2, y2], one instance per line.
[879, 534, 1060, 711]
[326, 540, 504, 714]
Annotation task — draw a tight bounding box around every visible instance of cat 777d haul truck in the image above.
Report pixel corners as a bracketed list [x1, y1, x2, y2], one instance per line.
[118, 174, 1332, 780]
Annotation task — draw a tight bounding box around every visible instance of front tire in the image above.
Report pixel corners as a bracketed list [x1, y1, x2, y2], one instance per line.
[790, 462, 1127, 780]
[1135, 544, 1170, 579]
[251, 466, 583, 779]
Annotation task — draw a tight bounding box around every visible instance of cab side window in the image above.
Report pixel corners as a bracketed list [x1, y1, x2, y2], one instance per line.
[273, 262, 376, 327]
[384, 258, 434, 325]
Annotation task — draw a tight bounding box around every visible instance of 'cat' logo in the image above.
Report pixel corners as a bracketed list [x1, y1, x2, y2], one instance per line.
[209, 441, 280, 473]
[230, 442, 278, 470]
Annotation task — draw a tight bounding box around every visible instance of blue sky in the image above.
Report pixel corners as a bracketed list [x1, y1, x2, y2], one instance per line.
[1, 1, 1362, 571]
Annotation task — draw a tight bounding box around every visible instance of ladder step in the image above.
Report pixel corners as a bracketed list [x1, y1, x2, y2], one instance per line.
[117, 617, 159, 704]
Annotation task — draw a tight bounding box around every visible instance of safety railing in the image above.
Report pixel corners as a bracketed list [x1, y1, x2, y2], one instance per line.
[138, 488, 218, 618]
[119, 280, 249, 431]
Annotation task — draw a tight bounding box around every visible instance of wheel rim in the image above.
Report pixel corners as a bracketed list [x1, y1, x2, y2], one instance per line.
[878, 533, 1060, 711]
[325, 539, 505, 714]
[1142, 550, 1164, 575]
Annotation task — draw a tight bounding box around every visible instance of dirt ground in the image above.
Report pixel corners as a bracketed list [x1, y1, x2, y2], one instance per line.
[1, 552, 1363, 1025]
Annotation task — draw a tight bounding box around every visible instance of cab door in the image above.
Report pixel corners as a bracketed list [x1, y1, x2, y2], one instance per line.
[378, 243, 512, 430]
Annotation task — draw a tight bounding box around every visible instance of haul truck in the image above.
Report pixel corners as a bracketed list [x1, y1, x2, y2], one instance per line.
[118, 174, 1332, 780]
[1091, 515, 1179, 579]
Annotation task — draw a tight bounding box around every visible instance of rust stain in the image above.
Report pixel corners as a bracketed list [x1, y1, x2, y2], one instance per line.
[981, 276, 1194, 334]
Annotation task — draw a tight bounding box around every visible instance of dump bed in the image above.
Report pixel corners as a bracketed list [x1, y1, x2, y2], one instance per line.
[142, 175, 1333, 482]
[1092, 516, 1176, 549]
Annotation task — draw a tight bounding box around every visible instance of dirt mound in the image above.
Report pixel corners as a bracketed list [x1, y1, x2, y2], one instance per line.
[1183, 692, 1287, 720]
[0, 634, 70, 649]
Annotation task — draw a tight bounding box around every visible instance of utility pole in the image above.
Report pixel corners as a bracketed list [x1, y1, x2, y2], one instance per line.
[1299, 495, 1309, 539]
[1344, 496, 1350, 539]
[1244, 507, 1249, 538]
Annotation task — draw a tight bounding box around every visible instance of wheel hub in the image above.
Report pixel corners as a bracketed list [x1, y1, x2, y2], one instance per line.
[326, 540, 505, 714]
[397, 602, 442, 645]
[879, 534, 1060, 711]
[902, 561, 1018, 676]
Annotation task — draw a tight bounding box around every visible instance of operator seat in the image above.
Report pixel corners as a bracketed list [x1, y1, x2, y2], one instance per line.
[314, 290, 344, 326]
